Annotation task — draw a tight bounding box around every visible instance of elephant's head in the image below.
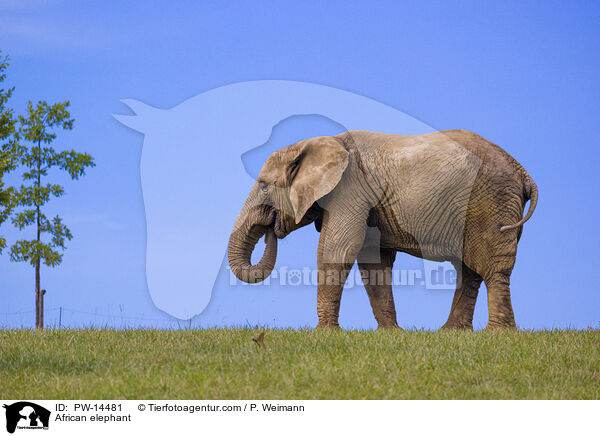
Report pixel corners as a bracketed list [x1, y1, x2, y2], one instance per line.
[228, 135, 349, 283]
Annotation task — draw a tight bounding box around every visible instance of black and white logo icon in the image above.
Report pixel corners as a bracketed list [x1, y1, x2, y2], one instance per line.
[3, 402, 50, 434]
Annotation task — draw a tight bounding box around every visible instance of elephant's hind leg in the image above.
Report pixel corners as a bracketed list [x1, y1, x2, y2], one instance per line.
[441, 263, 482, 330]
[482, 237, 518, 330]
[358, 248, 399, 329]
[484, 270, 517, 330]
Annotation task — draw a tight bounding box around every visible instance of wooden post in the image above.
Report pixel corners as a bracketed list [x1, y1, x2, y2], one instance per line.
[36, 289, 46, 329]
[35, 290, 39, 329]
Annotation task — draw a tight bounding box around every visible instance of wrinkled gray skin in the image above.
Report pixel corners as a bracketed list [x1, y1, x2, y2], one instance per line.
[228, 130, 538, 330]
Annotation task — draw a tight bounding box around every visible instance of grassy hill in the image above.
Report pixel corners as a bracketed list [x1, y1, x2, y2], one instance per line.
[1, 329, 598, 399]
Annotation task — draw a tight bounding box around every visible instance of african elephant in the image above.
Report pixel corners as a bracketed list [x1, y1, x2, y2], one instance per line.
[228, 130, 538, 330]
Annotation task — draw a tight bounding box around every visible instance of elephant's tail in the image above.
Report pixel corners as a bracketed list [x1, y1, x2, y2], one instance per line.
[500, 169, 538, 232]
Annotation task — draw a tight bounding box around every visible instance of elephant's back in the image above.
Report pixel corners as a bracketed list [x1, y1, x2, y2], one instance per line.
[339, 129, 520, 162]
[342, 129, 527, 198]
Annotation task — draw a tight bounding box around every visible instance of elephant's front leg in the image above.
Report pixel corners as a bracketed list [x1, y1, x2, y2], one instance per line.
[315, 209, 368, 329]
[315, 262, 354, 329]
[358, 247, 399, 329]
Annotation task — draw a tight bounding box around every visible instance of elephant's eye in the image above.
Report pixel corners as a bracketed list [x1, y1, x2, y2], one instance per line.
[260, 182, 269, 193]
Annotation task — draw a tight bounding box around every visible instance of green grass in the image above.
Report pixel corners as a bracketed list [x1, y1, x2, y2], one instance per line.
[1, 329, 598, 399]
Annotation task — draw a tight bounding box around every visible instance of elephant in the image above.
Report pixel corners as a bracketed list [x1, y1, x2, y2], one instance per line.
[228, 130, 538, 330]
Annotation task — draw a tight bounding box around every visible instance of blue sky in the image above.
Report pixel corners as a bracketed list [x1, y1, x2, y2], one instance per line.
[1, 1, 599, 330]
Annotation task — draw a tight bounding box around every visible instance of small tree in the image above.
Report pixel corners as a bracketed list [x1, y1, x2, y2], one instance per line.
[10, 100, 94, 329]
[0, 51, 22, 253]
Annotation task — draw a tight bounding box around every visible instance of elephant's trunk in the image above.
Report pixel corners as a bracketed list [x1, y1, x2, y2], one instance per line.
[228, 223, 278, 284]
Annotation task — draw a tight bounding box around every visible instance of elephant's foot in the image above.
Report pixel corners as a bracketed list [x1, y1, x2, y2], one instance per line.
[440, 320, 473, 331]
[483, 312, 517, 331]
[315, 321, 341, 330]
[377, 321, 401, 330]
[482, 322, 517, 331]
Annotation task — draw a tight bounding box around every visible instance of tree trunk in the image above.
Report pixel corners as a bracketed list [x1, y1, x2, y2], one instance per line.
[35, 261, 43, 329]
[35, 137, 43, 330]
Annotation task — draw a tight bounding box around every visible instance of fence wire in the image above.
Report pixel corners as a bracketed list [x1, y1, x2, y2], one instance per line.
[0, 306, 197, 330]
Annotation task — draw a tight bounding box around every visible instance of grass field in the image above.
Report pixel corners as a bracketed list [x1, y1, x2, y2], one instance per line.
[1, 329, 598, 399]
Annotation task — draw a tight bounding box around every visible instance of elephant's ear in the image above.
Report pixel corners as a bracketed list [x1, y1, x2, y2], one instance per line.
[288, 137, 349, 224]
